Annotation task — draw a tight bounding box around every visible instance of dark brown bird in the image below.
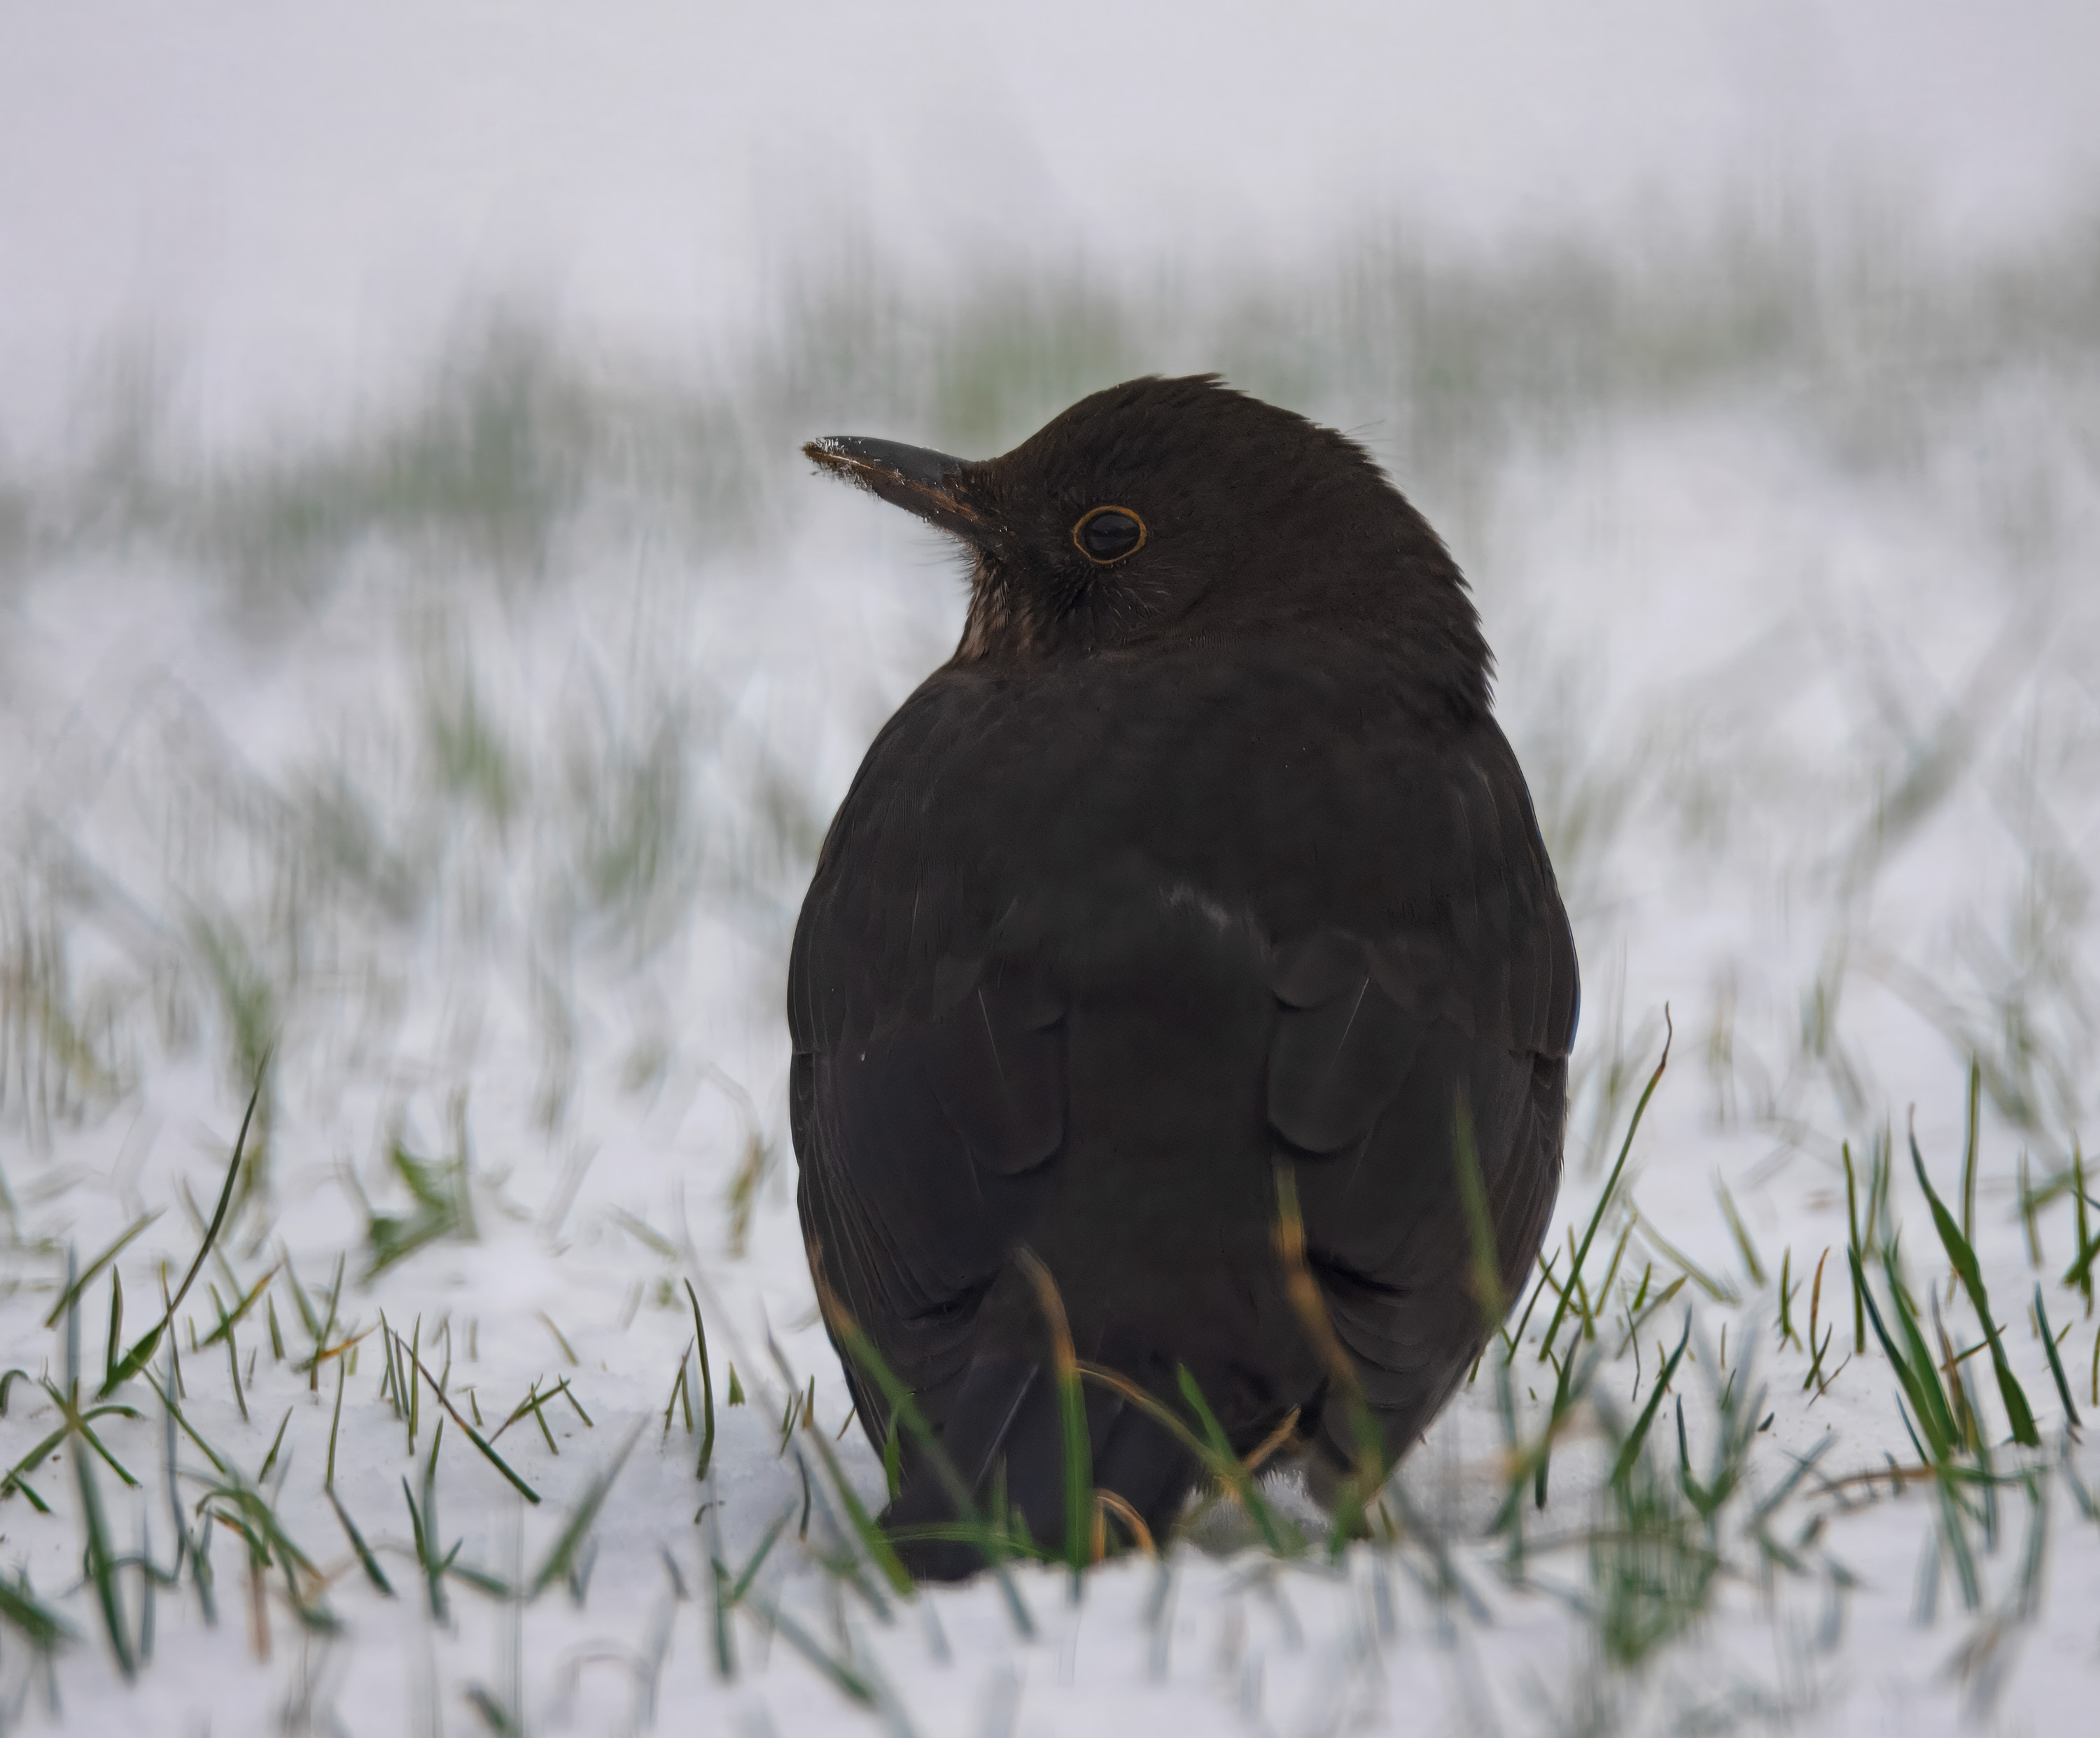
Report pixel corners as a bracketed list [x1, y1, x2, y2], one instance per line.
[792, 376, 1576, 1578]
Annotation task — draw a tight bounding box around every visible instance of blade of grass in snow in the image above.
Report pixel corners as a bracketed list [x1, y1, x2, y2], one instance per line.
[727, 1502, 794, 1610]
[757, 1599, 879, 1711]
[1910, 1119, 2040, 1446]
[74, 1427, 134, 1680]
[43, 1211, 160, 1329]
[394, 1329, 540, 1504]
[327, 1490, 394, 1597]
[2059, 1142, 2098, 1305]
[1506, 1250, 1559, 1352]
[662, 1338, 694, 1434]
[102, 1269, 124, 1389]
[200, 1262, 279, 1349]
[1630, 1199, 1740, 1305]
[2, 1383, 144, 1504]
[820, 1291, 1035, 1639]
[100, 1076, 261, 1398]
[419, 1420, 447, 1620]
[1451, 1097, 1506, 1331]
[1716, 1179, 1767, 1288]
[1852, 1246, 1959, 1464]
[1960, 1060, 1982, 1260]
[1085, 1363, 1304, 1559]
[699, 1485, 738, 1679]
[1844, 1141, 1868, 1352]
[255, 1407, 293, 1487]
[1611, 1314, 1692, 1487]
[805, 1422, 916, 1597]
[1014, 1247, 1094, 1579]
[0, 1573, 74, 1653]
[326, 1360, 346, 1489]
[684, 1279, 717, 1481]
[401, 1476, 440, 1620]
[62, 1247, 136, 1681]
[1270, 1162, 1383, 1543]
[2033, 1284, 2080, 1431]
[1540, 1010, 1672, 1364]
[529, 1421, 643, 1598]
[881, 1414, 903, 1505]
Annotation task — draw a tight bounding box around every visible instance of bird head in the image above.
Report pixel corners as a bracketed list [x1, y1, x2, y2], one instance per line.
[806, 375, 1489, 708]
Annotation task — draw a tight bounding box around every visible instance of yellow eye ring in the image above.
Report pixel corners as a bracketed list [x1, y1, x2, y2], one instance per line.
[1072, 505, 1147, 565]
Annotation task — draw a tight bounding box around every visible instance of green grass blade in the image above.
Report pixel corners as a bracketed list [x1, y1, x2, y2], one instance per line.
[881, 1415, 903, 1504]
[2033, 1284, 2080, 1431]
[199, 1263, 279, 1350]
[1714, 1180, 1766, 1287]
[75, 1429, 135, 1679]
[1452, 1097, 1506, 1335]
[419, 1420, 448, 1620]
[684, 1280, 717, 1481]
[2, 1425, 73, 1500]
[1015, 1248, 1093, 1576]
[257, 1406, 294, 1488]
[1850, 1247, 1953, 1463]
[0, 1573, 74, 1652]
[1611, 1314, 1691, 1487]
[1843, 1141, 1866, 1351]
[806, 1421, 916, 1597]
[44, 1211, 162, 1330]
[823, 1301, 1035, 1639]
[1173, 1364, 1304, 1557]
[102, 1270, 125, 1389]
[727, 1504, 795, 1608]
[760, 1602, 877, 1707]
[37, 1380, 144, 1487]
[2066, 1143, 2097, 1305]
[528, 1422, 642, 1598]
[1935, 1473, 1982, 1611]
[1885, 1252, 1963, 1458]
[1959, 1060, 1981, 1255]
[1909, 1125, 2039, 1446]
[99, 1077, 262, 1398]
[395, 1332, 540, 1503]
[402, 1478, 429, 1576]
[1540, 1010, 1672, 1364]
[446, 1563, 515, 1601]
[1750, 1436, 1837, 1527]
[1628, 1202, 1739, 1305]
[702, 1490, 738, 1679]
[327, 1490, 395, 1596]
[326, 1360, 347, 1489]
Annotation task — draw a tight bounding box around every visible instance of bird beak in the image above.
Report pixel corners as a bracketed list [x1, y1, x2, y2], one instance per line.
[804, 435, 988, 540]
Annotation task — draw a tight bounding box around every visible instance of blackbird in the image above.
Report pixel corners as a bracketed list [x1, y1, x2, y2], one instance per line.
[792, 375, 1577, 1578]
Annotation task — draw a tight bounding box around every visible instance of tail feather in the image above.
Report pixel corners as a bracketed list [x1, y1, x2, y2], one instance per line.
[881, 1350, 1196, 1581]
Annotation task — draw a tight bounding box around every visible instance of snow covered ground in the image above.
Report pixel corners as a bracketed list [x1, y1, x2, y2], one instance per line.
[4, 6, 2100, 1735]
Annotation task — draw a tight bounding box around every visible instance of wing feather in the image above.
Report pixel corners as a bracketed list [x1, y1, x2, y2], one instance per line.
[790, 643, 1577, 1474]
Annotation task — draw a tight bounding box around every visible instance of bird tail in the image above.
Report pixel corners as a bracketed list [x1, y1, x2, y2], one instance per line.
[880, 1346, 1197, 1582]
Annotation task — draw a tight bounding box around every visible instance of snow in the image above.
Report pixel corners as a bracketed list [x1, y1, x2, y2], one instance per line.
[4, 5, 2100, 1734]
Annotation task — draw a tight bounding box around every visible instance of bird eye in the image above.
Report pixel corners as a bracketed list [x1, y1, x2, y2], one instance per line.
[1073, 505, 1146, 564]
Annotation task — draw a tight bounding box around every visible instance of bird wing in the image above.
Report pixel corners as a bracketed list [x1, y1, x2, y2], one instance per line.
[790, 652, 1577, 1469]
[788, 673, 1077, 1424]
[1266, 728, 1578, 1467]
[792, 954, 1067, 1429]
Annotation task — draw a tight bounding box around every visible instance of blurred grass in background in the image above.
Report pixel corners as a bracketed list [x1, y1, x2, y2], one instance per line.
[7, 209, 2096, 612]
[1, 204, 2096, 1226]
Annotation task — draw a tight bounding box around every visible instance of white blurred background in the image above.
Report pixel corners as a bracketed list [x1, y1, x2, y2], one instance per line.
[5, 1, 2096, 448]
